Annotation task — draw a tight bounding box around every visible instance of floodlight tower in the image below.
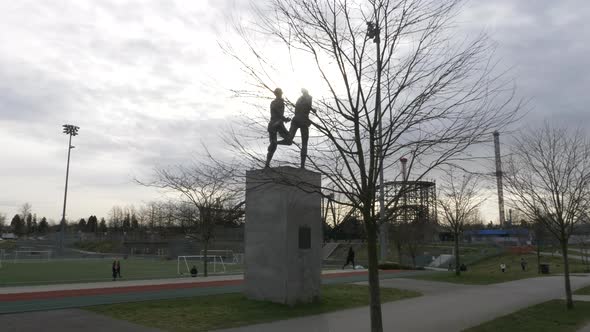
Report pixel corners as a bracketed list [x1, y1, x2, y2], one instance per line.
[493, 131, 506, 227]
[60, 124, 79, 250]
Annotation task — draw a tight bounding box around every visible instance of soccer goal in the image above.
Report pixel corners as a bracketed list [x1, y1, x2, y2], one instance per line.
[177, 255, 226, 275]
[13, 250, 52, 262]
[201, 250, 234, 261]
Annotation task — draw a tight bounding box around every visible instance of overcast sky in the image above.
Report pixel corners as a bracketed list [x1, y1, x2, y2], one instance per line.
[0, 0, 588, 224]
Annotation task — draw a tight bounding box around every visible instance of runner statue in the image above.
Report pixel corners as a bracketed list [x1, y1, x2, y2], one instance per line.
[287, 88, 316, 169]
[265, 88, 291, 168]
[265, 88, 316, 169]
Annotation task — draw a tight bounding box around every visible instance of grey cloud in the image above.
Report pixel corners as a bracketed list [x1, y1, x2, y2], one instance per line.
[471, 0, 590, 127]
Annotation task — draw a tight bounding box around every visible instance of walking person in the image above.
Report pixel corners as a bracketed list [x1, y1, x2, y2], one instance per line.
[116, 259, 122, 278]
[112, 260, 117, 281]
[342, 246, 356, 270]
[520, 257, 527, 271]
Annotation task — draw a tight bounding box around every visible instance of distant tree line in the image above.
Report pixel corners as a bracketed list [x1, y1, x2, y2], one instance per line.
[1, 203, 50, 236]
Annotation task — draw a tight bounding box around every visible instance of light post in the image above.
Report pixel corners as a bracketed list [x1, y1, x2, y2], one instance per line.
[60, 124, 79, 251]
[367, 21, 387, 261]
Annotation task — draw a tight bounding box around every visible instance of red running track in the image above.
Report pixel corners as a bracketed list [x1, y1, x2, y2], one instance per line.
[0, 270, 402, 302]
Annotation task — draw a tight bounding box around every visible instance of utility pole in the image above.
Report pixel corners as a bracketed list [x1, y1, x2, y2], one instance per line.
[367, 21, 387, 261]
[60, 124, 79, 251]
[493, 131, 506, 227]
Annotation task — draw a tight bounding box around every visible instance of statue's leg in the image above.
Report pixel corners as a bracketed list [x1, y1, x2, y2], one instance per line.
[277, 123, 292, 145]
[300, 126, 309, 169]
[266, 131, 278, 168]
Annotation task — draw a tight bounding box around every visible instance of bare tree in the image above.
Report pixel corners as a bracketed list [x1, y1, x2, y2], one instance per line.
[227, 0, 520, 329]
[138, 161, 243, 277]
[437, 169, 486, 276]
[504, 124, 590, 309]
[400, 216, 436, 268]
[0, 212, 6, 232]
[20, 203, 32, 224]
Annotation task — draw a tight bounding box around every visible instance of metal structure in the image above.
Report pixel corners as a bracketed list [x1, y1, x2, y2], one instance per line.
[383, 180, 437, 225]
[60, 124, 79, 250]
[493, 131, 506, 226]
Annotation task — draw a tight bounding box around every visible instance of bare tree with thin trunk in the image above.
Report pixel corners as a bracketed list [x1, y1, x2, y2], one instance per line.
[138, 161, 243, 277]
[20, 203, 32, 225]
[226, 0, 520, 329]
[437, 169, 486, 276]
[504, 124, 590, 309]
[0, 212, 6, 233]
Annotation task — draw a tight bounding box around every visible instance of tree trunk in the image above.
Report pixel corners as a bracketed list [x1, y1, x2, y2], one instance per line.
[561, 240, 573, 309]
[203, 241, 209, 277]
[365, 218, 383, 332]
[396, 242, 403, 265]
[454, 234, 461, 276]
[536, 239, 542, 274]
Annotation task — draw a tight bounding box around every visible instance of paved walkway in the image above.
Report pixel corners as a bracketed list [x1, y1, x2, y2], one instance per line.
[541, 251, 588, 261]
[217, 275, 590, 332]
[0, 309, 162, 332]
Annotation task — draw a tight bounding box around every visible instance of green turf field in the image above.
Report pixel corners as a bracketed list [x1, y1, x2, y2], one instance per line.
[0, 258, 243, 286]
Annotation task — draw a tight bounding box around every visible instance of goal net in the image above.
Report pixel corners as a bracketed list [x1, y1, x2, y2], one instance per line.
[200, 250, 244, 264]
[177, 255, 226, 275]
[14, 250, 52, 262]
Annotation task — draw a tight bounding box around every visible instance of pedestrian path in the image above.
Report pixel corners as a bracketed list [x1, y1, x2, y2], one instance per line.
[0, 269, 428, 314]
[541, 251, 588, 261]
[217, 275, 590, 332]
[0, 309, 162, 332]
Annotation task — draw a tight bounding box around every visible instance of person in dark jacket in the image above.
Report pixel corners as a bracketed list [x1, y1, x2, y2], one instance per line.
[112, 260, 117, 281]
[116, 259, 122, 278]
[342, 246, 356, 270]
[190, 265, 198, 277]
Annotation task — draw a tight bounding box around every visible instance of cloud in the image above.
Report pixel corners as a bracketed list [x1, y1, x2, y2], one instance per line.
[0, 0, 251, 219]
[0, 0, 588, 224]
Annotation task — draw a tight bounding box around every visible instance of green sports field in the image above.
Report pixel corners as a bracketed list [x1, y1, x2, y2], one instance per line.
[0, 258, 243, 286]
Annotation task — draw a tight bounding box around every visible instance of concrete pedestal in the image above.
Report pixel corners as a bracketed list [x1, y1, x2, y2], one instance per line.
[244, 166, 322, 305]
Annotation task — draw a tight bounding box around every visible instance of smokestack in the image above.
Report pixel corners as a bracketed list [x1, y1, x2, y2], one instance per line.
[493, 131, 506, 227]
[400, 157, 408, 181]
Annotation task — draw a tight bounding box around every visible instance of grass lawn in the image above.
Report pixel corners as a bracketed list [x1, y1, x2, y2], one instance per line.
[414, 253, 589, 285]
[329, 243, 499, 267]
[0, 258, 243, 286]
[575, 285, 590, 295]
[87, 284, 420, 332]
[464, 300, 590, 332]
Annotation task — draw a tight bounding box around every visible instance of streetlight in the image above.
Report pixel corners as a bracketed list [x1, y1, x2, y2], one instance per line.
[60, 124, 79, 251]
[367, 21, 387, 261]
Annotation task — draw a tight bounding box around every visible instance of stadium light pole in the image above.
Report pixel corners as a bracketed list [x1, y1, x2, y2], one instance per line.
[60, 124, 79, 251]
